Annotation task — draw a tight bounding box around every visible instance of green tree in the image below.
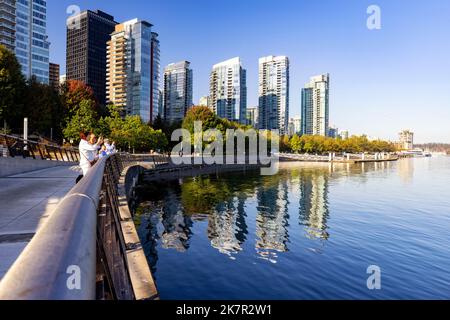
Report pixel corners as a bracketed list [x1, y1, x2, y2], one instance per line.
[290, 134, 302, 153]
[0, 45, 26, 130]
[63, 99, 98, 143]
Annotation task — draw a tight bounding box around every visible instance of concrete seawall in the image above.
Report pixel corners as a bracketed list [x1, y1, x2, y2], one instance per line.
[0, 157, 76, 177]
[117, 164, 159, 300]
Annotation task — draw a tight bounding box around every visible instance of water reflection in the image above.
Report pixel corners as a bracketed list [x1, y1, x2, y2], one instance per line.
[299, 173, 330, 241]
[136, 162, 391, 268]
[255, 179, 290, 262]
[207, 195, 248, 257]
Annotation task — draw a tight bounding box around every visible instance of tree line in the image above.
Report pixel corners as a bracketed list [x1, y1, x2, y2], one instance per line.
[182, 106, 396, 154]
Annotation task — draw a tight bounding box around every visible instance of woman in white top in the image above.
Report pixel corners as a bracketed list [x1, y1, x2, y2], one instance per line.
[79, 132, 103, 176]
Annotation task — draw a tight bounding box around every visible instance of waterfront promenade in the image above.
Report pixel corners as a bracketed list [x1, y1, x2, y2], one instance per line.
[0, 165, 80, 278]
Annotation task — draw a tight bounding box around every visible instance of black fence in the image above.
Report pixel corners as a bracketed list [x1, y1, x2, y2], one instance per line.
[0, 133, 79, 162]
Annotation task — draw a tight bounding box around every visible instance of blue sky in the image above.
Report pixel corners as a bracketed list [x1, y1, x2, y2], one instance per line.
[47, 0, 450, 143]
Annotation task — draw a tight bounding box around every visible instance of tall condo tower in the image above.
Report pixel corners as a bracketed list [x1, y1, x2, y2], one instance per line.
[301, 74, 330, 136]
[106, 19, 154, 123]
[258, 55, 290, 134]
[163, 61, 193, 123]
[209, 57, 247, 124]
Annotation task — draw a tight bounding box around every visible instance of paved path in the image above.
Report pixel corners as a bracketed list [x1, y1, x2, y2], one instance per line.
[0, 165, 80, 279]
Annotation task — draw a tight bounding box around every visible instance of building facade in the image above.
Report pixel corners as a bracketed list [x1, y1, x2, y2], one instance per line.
[49, 62, 59, 90]
[0, 0, 15, 50]
[66, 10, 117, 105]
[150, 32, 160, 122]
[14, 0, 50, 83]
[209, 57, 247, 124]
[258, 56, 290, 134]
[301, 74, 330, 136]
[399, 130, 414, 150]
[106, 19, 153, 123]
[163, 61, 193, 123]
[246, 106, 258, 128]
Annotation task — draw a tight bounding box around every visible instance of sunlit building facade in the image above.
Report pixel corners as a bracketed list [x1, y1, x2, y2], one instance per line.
[106, 19, 153, 123]
[163, 61, 193, 123]
[258, 56, 290, 134]
[399, 130, 414, 150]
[209, 57, 247, 124]
[15, 0, 50, 83]
[301, 74, 330, 136]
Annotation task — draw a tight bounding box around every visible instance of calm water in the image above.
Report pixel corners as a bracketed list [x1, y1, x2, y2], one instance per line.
[134, 157, 450, 300]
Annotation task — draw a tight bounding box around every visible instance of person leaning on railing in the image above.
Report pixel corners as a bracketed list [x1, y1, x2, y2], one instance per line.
[78, 132, 103, 178]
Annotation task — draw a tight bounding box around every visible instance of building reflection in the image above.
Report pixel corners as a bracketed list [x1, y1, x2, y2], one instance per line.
[137, 167, 334, 269]
[160, 189, 193, 252]
[255, 178, 290, 262]
[207, 195, 248, 257]
[299, 171, 330, 241]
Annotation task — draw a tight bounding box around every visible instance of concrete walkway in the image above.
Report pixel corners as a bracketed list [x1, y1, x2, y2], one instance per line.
[0, 165, 80, 279]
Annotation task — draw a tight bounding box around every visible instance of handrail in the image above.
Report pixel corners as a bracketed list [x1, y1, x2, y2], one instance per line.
[0, 154, 136, 300]
[0, 133, 79, 162]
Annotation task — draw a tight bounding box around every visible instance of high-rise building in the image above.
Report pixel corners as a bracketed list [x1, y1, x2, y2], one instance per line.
[66, 10, 117, 105]
[106, 19, 153, 123]
[301, 74, 330, 136]
[0, 0, 15, 50]
[399, 130, 414, 150]
[150, 32, 160, 122]
[209, 57, 247, 124]
[163, 61, 193, 123]
[49, 63, 59, 90]
[246, 106, 259, 128]
[258, 56, 290, 134]
[14, 0, 50, 83]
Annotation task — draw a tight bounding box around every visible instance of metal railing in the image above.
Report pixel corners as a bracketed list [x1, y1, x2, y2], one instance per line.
[0, 133, 79, 162]
[0, 153, 146, 300]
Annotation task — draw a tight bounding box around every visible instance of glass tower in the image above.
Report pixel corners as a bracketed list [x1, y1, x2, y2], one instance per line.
[106, 19, 153, 123]
[163, 61, 193, 123]
[150, 32, 160, 122]
[15, 0, 49, 83]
